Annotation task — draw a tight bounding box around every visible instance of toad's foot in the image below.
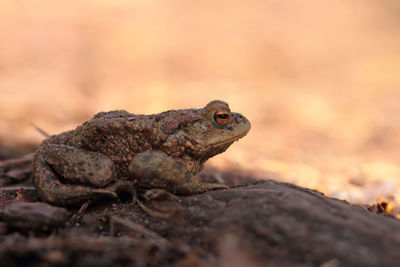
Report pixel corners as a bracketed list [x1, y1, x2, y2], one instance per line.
[129, 151, 228, 195]
[33, 144, 117, 206]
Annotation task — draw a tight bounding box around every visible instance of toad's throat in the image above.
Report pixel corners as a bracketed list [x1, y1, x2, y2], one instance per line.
[200, 134, 247, 160]
[206, 136, 243, 148]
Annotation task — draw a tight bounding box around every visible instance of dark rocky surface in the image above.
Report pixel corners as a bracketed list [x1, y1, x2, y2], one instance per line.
[0, 170, 399, 266]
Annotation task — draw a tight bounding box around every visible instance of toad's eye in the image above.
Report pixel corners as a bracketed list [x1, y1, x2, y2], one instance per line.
[214, 110, 230, 125]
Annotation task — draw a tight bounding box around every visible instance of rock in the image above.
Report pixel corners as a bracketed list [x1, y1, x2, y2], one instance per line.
[2, 202, 68, 231]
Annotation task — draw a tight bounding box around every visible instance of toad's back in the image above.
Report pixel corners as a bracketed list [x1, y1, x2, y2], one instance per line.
[66, 111, 159, 158]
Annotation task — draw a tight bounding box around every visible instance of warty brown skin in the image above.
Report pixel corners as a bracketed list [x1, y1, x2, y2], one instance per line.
[32, 100, 251, 206]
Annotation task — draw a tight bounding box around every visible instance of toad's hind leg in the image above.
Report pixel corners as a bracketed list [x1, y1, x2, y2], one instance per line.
[33, 144, 117, 206]
[129, 151, 228, 195]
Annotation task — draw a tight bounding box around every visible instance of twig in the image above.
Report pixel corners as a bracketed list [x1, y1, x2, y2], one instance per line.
[31, 123, 50, 138]
[67, 200, 91, 227]
[110, 215, 172, 250]
[0, 186, 36, 192]
[0, 153, 34, 168]
[136, 198, 178, 219]
[6, 236, 145, 252]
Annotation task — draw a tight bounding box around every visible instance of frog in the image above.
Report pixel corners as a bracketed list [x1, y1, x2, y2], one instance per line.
[32, 100, 251, 206]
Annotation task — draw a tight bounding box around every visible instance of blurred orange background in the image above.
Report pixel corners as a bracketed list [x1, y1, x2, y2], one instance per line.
[1, 0, 400, 207]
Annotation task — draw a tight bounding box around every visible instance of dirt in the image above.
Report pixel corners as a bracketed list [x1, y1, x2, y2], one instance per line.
[1, 158, 400, 266]
[0, 164, 260, 266]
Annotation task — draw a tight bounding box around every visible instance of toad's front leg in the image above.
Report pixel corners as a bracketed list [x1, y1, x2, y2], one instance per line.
[33, 144, 117, 206]
[129, 151, 227, 195]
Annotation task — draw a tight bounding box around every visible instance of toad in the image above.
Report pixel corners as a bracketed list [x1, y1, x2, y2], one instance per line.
[33, 100, 251, 206]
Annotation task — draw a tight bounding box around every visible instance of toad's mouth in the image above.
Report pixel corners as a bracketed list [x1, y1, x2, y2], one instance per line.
[206, 132, 248, 148]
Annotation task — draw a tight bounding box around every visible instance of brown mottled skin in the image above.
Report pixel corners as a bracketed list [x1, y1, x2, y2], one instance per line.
[33, 100, 251, 206]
